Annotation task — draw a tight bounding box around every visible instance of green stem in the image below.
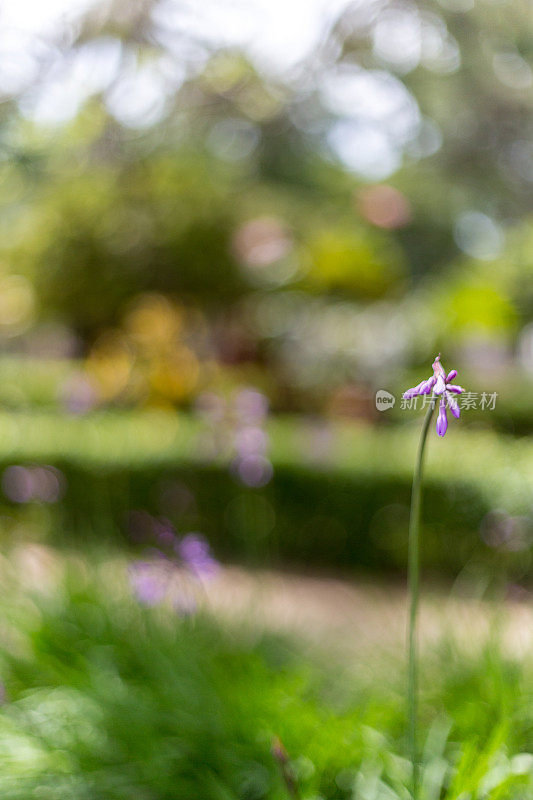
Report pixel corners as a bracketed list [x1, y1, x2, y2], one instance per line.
[407, 400, 435, 800]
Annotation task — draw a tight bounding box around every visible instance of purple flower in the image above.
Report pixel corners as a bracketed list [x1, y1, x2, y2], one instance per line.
[178, 534, 219, 579]
[129, 561, 168, 606]
[403, 355, 465, 437]
[234, 388, 269, 424]
[436, 396, 448, 437]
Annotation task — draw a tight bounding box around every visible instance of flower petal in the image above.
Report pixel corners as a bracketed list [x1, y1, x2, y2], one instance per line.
[446, 384, 464, 394]
[432, 354, 446, 380]
[436, 397, 448, 436]
[446, 369, 457, 383]
[420, 375, 437, 394]
[433, 375, 446, 395]
[403, 380, 426, 398]
[447, 392, 460, 418]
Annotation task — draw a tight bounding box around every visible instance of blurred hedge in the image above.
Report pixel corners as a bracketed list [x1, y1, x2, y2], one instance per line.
[54, 460, 490, 575]
[0, 410, 529, 578]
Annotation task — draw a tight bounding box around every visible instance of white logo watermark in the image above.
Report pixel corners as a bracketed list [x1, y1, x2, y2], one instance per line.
[375, 390, 396, 411]
[375, 390, 498, 411]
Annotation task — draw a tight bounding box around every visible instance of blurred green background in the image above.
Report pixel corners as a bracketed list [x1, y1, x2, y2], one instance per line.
[0, 0, 532, 796]
[0, 0, 531, 578]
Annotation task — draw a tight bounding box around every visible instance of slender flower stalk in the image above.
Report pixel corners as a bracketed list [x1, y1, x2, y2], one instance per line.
[407, 400, 435, 799]
[403, 355, 465, 798]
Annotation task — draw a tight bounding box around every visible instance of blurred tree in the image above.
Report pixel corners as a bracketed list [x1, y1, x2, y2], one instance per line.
[325, 0, 533, 221]
[0, 0, 530, 395]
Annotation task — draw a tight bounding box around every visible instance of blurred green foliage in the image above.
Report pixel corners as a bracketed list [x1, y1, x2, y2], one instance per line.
[0, 558, 531, 798]
[305, 226, 405, 299]
[9, 146, 245, 335]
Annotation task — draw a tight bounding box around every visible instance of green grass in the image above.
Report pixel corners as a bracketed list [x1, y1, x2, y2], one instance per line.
[0, 555, 532, 798]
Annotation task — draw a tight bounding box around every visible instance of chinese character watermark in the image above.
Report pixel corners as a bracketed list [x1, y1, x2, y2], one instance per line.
[381, 390, 498, 412]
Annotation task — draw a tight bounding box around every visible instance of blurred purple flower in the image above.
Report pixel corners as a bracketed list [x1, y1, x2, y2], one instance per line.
[32, 466, 65, 503]
[129, 524, 219, 615]
[2, 465, 65, 504]
[236, 454, 273, 487]
[234, 388, 269, 424]
[403, 354, 465, 437]
[2, 466, 33, 503]
[129, 561, 167, 606]
[154, 518, 177, 548]
[178, 533, 219, 579]
[195, 391, 226, 424]
[234, 426, 268, 458]
[60, 373, 97, 415]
